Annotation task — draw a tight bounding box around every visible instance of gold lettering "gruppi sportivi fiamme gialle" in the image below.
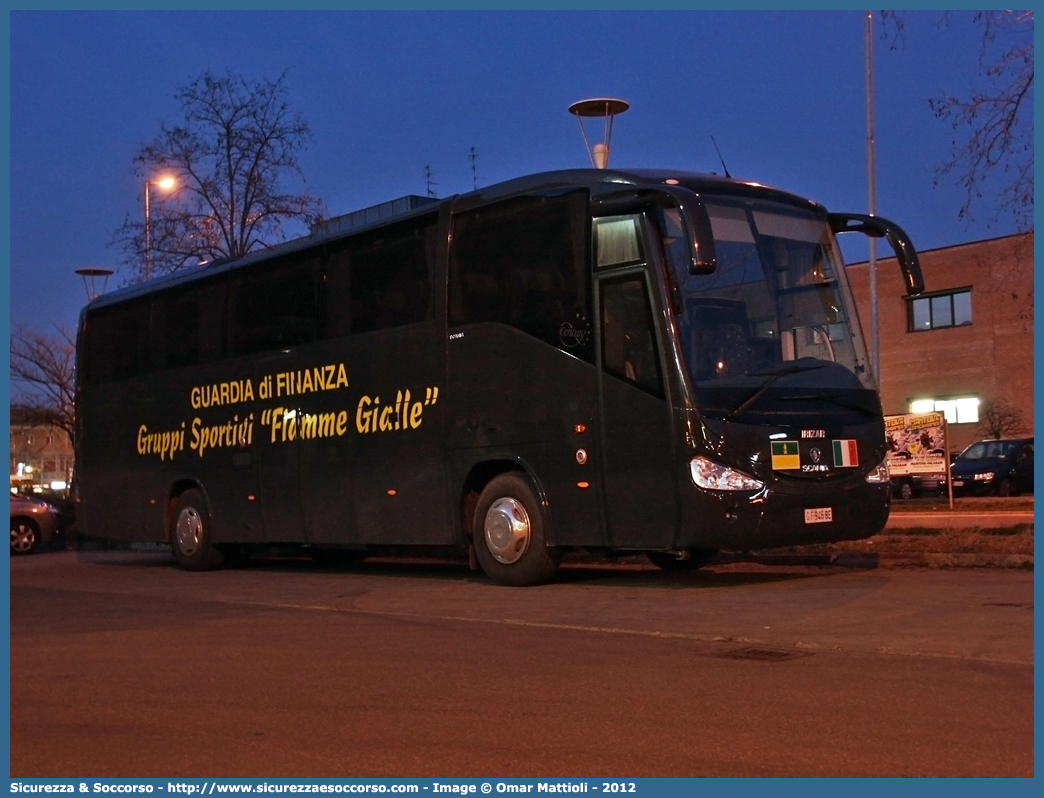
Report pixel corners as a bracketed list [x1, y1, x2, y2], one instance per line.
[136, 361, 440, 462]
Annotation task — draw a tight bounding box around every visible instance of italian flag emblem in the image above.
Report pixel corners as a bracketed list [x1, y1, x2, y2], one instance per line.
[833, 439, 859, 467]
[771, 441, 800, 470]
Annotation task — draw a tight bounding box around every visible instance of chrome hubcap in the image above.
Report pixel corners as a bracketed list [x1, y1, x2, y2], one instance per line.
[484, 497, 531, 565]
[176, 507, 203, 557]
[11, 523, 36, 553]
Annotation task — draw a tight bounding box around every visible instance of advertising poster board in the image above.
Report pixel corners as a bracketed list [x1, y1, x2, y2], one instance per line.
[884, 411, 953, 507]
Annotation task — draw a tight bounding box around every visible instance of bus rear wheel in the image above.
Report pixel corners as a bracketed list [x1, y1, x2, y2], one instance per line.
[473, 473, 560, 587]
[646, 548, 718, 571]
[171, 489, 223, 571]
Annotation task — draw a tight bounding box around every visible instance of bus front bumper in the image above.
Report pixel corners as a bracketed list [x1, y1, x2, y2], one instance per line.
[683, 479, 891, 552]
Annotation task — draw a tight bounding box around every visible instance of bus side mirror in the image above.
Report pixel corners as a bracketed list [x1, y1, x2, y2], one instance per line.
[829, 212, 925, 296]
[592, 186, 717, 275]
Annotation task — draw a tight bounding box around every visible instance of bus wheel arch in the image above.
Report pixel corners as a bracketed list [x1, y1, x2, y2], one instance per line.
[164, 480, 205, 544]
[470, 470, 561, 587]
[169, 485, 223, 570]
[460, 460, 557, 544]
[461, 461, 521, 540]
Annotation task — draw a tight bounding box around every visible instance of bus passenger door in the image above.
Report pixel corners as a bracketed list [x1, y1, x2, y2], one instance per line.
[596, 271, 678, 549]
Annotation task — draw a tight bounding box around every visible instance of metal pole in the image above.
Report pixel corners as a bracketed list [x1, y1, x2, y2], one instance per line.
[865, 11, 880, 382]
[144, 181, 152, 281]
[945, 417, 954, 510]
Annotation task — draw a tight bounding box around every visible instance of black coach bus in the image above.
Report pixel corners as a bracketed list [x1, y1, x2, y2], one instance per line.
[74, 168, 923, 585]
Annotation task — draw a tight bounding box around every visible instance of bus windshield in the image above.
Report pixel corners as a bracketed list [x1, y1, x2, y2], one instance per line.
[665, 197, 876, 422]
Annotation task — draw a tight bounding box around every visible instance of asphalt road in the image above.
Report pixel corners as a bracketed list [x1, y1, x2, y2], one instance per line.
[10, 549, 1034, 778]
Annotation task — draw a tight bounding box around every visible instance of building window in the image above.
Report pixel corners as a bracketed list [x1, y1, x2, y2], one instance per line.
[910, 396, 979, 424]
[908, 289, 972, 331]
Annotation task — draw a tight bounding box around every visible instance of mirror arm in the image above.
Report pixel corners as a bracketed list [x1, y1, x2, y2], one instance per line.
[829, 212, 925, 296]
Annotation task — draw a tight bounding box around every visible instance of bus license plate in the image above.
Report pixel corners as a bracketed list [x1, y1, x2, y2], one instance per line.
[804, 507, 833, 524]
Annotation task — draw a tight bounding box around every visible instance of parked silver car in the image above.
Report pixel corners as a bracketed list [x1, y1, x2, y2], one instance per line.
[10, 493, 60, 554]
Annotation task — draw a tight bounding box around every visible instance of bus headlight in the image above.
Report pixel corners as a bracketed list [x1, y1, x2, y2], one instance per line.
[865, 459, 889, 484]
[690, 456, 764, 491]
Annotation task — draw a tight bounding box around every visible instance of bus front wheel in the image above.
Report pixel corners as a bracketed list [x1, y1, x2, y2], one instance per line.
[171, 489, 223, 571]
[473, 473, 560, 587]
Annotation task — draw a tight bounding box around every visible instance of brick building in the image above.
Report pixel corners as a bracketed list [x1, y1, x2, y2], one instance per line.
[9, 408, 74, 494]
[847, 231, 1034, 453]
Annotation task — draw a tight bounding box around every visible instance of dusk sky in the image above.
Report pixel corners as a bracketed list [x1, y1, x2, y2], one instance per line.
[9, 10, 1029, 337]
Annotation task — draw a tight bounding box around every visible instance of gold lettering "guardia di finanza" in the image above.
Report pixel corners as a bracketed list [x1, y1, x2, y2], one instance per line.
[189, 363, 350, 410]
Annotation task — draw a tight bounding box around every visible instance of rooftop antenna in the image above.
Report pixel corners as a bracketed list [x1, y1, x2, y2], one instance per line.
[568, 97, 629, 169]
[75, 267, 113, 301]
[424, 165, 438, 198]
[710, 136, 732, 178]
[469, 146, 479, 189]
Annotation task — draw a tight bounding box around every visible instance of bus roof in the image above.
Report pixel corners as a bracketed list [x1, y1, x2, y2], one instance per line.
[83, 167, 822, 313]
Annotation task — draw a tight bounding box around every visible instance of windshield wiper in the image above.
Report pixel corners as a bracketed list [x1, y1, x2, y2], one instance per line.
[778, 393, 878, 418]
[724, 361, 829, 422]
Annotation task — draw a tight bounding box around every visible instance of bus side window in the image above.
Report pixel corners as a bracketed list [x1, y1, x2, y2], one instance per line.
[84, 311, 115, 385]
[108, 302, 152, 381]
[154, 279, 228, 371]
[450, 193, 592, 362]
[601, 277, 664, 398]
[594, 215, 644, 269]
[326, 215, 436, 337]
[324, 241, 352, 340]
[230, 255, 319, 357]
[155, 289, 200, 371]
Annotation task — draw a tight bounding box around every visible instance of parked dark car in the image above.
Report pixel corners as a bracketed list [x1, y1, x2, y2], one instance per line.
[945, 438, 1034, 497]
[10, 492, 61, 554]
[889, 450, 947, 499]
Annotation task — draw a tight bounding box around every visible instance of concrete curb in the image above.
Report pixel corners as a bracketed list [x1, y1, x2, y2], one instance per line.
[886, 512, 1033, 530]
[735, 551, 1034, 570]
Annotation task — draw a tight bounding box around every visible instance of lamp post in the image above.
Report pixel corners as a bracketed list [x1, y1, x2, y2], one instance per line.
[865, 11, 879, 381]
[568, 98, 629, 169]
[144, 176, 176, 281]
[75, 267, 114, 302]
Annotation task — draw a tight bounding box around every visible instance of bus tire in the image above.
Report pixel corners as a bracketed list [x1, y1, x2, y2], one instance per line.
[473, 473, 560, 587]
[646, 548, 718, 571]
[171, 489, 223, 571]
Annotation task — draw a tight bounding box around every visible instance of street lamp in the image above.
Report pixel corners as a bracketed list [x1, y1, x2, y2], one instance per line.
[75, 267, 114, 302]
[144, 176, 176, 281]
[568, 98, 629, 169]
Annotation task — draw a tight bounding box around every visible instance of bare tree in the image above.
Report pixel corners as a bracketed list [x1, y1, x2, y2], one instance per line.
[113, 70, 326, 280]
[977, 398, 1027, 440]
[10, 323, 77, 445]
[930, 12, 1033, 229]
[883, 11, 1033, 228]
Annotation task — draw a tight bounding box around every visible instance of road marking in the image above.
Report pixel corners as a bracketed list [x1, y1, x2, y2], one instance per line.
[233, 597, 1033, 666]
